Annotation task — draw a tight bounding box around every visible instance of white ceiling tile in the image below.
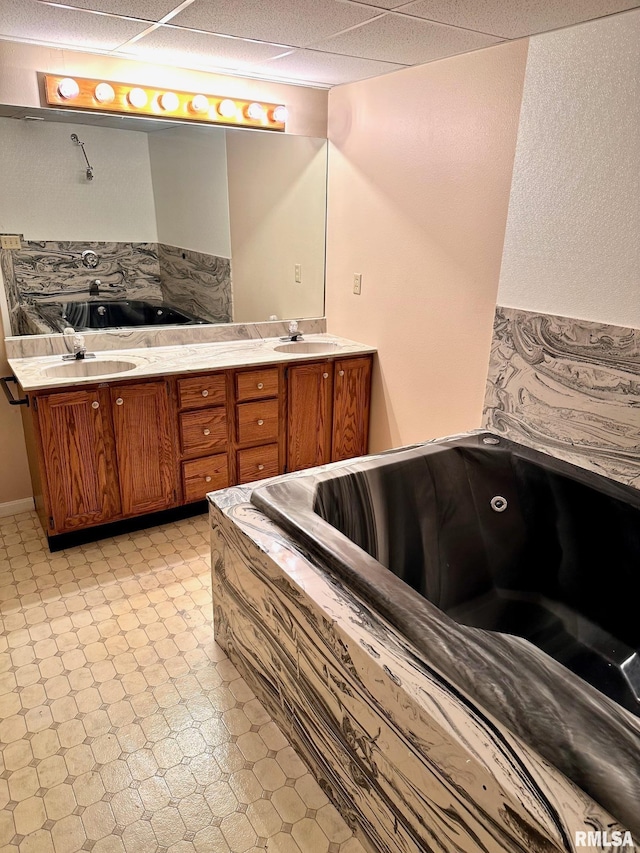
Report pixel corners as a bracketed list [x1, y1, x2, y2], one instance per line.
[398, 0, 640, 39]
[311, 14, 501, 64]
[170, 0, 383, 48]
[119, 24, 290, 72]
[36, 0, 179, 21]
[254, 48, 407, 85]
[0, 0, 149, 48]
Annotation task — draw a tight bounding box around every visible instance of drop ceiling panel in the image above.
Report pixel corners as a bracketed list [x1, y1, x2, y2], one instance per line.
[119, 24, 290, 72]
[399, 0, 640, 39]
[36, 0, 178, 22]
[0, 0, 149, 49]
[311, 14, 501, 64]
[255, 48, 407, 85]
[170, 0, 383, 48]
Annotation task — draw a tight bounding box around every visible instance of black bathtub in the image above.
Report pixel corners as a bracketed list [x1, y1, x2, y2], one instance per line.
[252, 432, 640, 835]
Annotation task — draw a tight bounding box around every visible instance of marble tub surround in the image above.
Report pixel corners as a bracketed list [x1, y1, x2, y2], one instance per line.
[484, 306, 640, 488]
[4, 317, 327, 359]
[8, 333, 373, 392]
[158, 242, 232, 324]
[1, 239, 164, 335]
[209, 463, 636, 853]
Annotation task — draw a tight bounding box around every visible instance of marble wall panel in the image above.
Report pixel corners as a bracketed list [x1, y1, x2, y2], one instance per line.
[483, 306, 640, 488]
[209, 490, 632, 853]
[158, 243, 232, 324]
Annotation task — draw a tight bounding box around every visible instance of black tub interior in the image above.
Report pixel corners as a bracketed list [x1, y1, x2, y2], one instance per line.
[313, 442, 640, 717]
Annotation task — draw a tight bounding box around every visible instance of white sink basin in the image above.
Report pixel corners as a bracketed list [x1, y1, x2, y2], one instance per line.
[274, 341, 340, 355]
[44, 359, 138, 378]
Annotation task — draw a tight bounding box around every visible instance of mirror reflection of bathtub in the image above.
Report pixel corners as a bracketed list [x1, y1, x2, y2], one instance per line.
[0, 112, 327, 336]
[252, 432, 640, 836]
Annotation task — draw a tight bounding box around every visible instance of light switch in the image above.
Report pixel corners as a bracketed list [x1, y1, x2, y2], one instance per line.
[1, 235, 22, 250]
[294, 264, 302, 284]
[353, 273, 362, 295]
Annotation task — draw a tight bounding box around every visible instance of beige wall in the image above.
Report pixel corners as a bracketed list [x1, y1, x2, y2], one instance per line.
[0, 335, 31, 507]
[226, 131, 327, 322]
[325, 40, 529, 452]
[149, 125, 231, 258]
[497, 9, 640, 327]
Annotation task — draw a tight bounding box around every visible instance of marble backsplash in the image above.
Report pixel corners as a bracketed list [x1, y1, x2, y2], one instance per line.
[483, 306, 640, 488]
[1, 238, 232, 334]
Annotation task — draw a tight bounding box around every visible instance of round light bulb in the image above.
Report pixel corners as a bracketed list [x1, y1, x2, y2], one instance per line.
[94, 82, 115, 104]
[218, 99, 237, 119]
[272, 105, 288, 124]
[190, 94, 209, 114]
[57, 78, 80, 100]
[159, 91, 179, 112]
[127, 87, 148, 109]
[246, 102, 266, 121]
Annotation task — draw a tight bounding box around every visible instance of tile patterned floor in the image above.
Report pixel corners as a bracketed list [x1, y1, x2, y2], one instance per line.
[0, 511, 365, 853]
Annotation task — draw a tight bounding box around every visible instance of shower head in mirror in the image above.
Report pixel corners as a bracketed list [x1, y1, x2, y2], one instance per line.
[82, 250, 99, 269]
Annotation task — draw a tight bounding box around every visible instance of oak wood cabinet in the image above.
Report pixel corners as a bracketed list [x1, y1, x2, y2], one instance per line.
[286, 355, 372, 472]
[25, 354, 373, 542]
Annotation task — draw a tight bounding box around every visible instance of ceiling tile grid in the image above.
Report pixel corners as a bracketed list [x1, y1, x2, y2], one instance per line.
[0, 0, 638, 87]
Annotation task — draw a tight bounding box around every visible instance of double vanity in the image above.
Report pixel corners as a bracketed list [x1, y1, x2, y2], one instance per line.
[6, 330, 374, 548]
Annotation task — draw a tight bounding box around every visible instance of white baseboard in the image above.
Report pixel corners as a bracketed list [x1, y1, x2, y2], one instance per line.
[0, 497, 35, 518]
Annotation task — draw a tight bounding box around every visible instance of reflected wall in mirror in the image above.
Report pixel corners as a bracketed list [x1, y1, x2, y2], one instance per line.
[0, 111, 327, 336]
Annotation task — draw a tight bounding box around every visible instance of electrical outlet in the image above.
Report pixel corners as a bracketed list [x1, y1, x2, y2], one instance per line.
[1, 234, 22, 250]
[353, 273, 362, 295]
[294, 264, 302, 284]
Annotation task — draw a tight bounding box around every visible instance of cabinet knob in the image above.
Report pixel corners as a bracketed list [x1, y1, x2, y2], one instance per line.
[201, 389, 209, 397]
[323, 372, 329, 379]
[91, 401, 99, 409]
[115, 398, 123, 406]
[257, 382, 264, 390]
[257, 464, 265, 471]
[257, 419, 264, 426]
[203, 428, 211, 436]
[205, 475, 212, 483]
[338, 370, 345, 376]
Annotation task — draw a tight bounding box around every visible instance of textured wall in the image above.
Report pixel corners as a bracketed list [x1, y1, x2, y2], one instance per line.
[325, 40, 529, 452]
[0, 117, 158, 242]
[497, 9, 640, 326]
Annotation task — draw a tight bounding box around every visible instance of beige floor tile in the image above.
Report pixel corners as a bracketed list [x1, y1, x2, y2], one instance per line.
[0, 511, 361, 853]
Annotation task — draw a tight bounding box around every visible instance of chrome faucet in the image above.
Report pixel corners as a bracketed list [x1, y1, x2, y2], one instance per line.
[61, 327, 95, 361]
[89, 279, 101, 296]
[281, 320, 303, 342]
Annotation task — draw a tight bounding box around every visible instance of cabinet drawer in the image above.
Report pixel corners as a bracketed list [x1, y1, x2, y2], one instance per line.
[236, 368, 279, 402]
[178, 374, 226, 410]
[237, 444, 280, 484]
[180, 408, 227, 457]
[237, 399, 279, 445]
[182, 454, 229, 503]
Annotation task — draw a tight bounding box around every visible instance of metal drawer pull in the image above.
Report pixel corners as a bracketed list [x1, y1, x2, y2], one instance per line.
[205, 475, 212, 483]
[201, 389, 209, 397]
[257, 382, 264, 390]
[257, 464, 265, 471]
[1, 376, 28, 407]
[91, 401, 100, 409]
[115, 398, 123, 406]
[323, 372, 329, 379]
[203, 428, 211, 436]
[257, 419, 264, 426]
[338, 370, 344, 376]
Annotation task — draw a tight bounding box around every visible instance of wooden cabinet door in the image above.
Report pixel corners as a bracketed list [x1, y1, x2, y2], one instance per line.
[110, 381, 177, 516]
[331, 357, 372, 462]
[37, 388, 121, 533]
[287, 362, 333, 472]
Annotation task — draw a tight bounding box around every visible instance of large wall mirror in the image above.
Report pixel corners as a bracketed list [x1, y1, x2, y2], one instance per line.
[0, 106, 327, 337]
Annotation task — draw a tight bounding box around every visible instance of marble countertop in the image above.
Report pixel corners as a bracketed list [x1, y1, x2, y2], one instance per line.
[8, 334, 376, 392]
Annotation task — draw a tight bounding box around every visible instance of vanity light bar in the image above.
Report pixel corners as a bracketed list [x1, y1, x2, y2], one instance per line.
[43, 75, 288, 131]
